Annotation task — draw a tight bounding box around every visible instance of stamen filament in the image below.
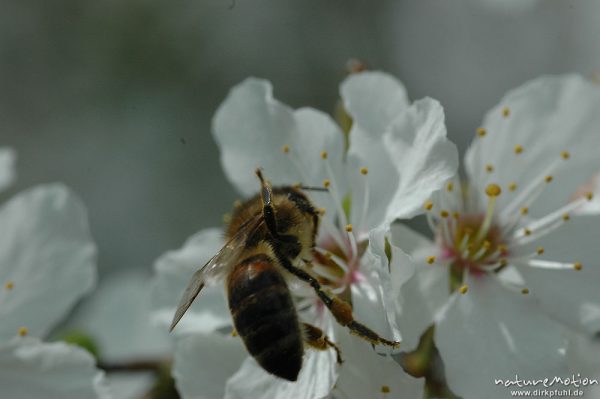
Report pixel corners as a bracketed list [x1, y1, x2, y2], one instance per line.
[358, 169, 371, 234]
[500, 159, 560, 220]
[474, 185, 501, 244]
[523, 259, 580, 270]
[314, 248, 350, 273]
[323, 157, 350, 230]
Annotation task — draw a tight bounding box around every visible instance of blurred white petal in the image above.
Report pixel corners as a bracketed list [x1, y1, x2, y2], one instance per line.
[340, 71, 409, 137]
[173, 333, 246, 399]
[152, 228, 230, 334]
[0, 147, 16, 192]
[335, 328, 424, 399]
[224, 349, 336, 399]
[66, 270, 171, 363]
[105, 372, 155, 399]
[0, 184, 96, 342]
[436, 274, 569, 399]
[0, 337, 110, 399]
[213, 78, 346, 197]
[566, 332, 600, 398]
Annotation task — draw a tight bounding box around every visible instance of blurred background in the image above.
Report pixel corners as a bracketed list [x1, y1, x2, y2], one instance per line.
[2, 0, 599, 277]
[2, 1, 599, 397]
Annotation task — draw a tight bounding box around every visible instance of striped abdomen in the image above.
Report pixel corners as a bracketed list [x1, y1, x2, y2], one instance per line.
[227, 254, 303, 381]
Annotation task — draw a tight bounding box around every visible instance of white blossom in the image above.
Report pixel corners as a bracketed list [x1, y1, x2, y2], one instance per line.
[153, 71, 459, 398]
[0, 149, 109, 399]
[392, 75, 600, 398]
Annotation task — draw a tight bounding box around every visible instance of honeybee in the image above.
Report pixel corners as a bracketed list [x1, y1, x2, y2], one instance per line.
[170, 169, 399, 381]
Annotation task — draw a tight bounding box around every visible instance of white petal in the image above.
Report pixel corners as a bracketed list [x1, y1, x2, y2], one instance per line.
[66, 270, 171, 363]
[151, 228, 231, 334]
[340, 71, 409, 137]
[519, 266, 600, 335]
[436, 274, 569, 399]
[212, 78, 345, 197]
[224, 351, 336, 399]
[335, 328, 424, 399]
[566, 331, 600, 376]
[347, 130, 400, 230]
[224, 314, 337, 399]
[382, 98, 459, 222]
[573, 171, 600, 216]
[0, 147, 16, 192]
[566, 332, 600, 398]
[465, 75, 600, 214]
[0, 337, 110, 399]
[351, 225, 415, 350]
[105, 372, 155, 399]
[0, 185, 97, 342]
[515, 214, 600, 335]
[391, 223, 450, 351]
[173, 333, 246, 399]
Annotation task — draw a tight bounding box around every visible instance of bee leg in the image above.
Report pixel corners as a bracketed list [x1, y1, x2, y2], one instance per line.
[302, 323, 343, 364]
[275, 254, 400, 349]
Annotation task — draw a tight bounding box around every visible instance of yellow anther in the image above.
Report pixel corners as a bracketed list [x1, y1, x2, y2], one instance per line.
[18, 327, 28, 337]
[426, 256, 436, 265]
[508, 182, 517, 192]
[320, 151, 328, 159]
[222, 213, 232, 224]
[281, 144, 290, 154]
[483, 240, 492, 249]
[446, 182, 454, 192]
[440, 210, 449, 218]
[498, 244, 508, 253]
[502, 107, 510, 117]
[477, 127, 487, 137]
[545, 175, 554, 183]
[452, 212, 460, 220]
[424, 201, 434, 211]
[292, 182, 302, 189]
[345, 224, 353, 233]
[520, 207, 529, 215]
[233, 200, 242, 208]
[485, 184, 502, 197]
[536, 247, 545, 255]
[514, 145, 523, 154]
[360, 167, 368, 175]
[587, 192, 594, 201]
[574, 262, 583, 271]
[323, 179, 331, 188]
[4, 281, 14, 290]
[318, 207, 326, 215]
[381, 385, 391, 394]
[499, 259, 508, 267]
[485, 164, 494, 173]
[561, 151, 570, 160]
[562, 213, 570, 221]
[521, 288, 530, 295]
[231, 329, 238, 337]
[524, 228, 532, 236]
[459, 285, 469, 295]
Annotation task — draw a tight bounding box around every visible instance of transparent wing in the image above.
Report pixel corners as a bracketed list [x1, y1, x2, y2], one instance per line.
[169, 214, 264, 332]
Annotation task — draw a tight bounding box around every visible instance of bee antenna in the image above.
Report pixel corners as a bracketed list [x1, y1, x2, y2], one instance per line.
[299, 186, 328, 192]
[255, 168, 272, 206]
[255, 168, 265, 183]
